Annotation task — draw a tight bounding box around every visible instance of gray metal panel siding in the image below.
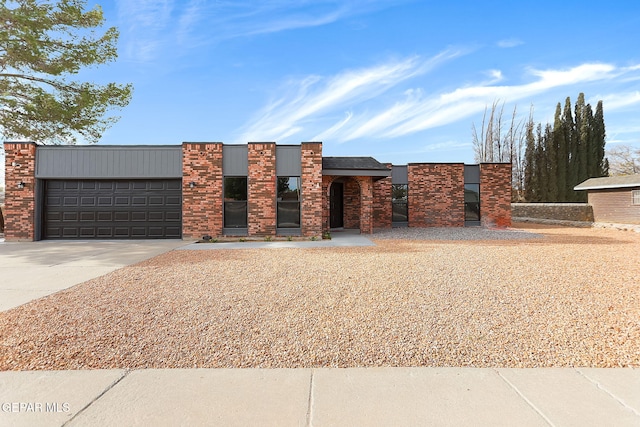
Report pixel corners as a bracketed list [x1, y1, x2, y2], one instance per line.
[464, 165, 480, 183]
[223, 145, 249, 175]
[276, 146, 301, 176]
[35, 146, 182, 178]
[391, 165, 408, 184]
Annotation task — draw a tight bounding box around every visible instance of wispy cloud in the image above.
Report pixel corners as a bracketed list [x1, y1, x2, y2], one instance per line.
[599, 91, 640, 110]
[236, 60, 640, 144]
[114, 0, 410, 62]
[235, 49, 465, 142]
[497, 38, 524, 48]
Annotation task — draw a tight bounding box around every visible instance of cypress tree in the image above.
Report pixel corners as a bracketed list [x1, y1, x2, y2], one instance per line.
[573, 94, 590, 201]
[563, 97, 578, 201]
[546, 119, 559, 201]
[533, 124, 547, 202]
[592, 100, 607, 177]
[553, 103, 567, 201]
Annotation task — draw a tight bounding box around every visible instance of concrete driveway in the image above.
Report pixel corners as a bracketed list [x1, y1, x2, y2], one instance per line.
[0, 239, 188, 312]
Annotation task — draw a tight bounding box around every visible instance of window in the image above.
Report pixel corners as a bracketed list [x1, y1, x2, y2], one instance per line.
[464, 184, 480, 221]
[277, 177, 300, 228]
[224, 177, 247, 228]
[633, 190, 640, 206]
[392, 184, 408, 222]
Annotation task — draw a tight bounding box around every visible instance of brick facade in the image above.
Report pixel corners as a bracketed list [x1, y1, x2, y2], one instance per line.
[3, 142, 513, 240]
[480, 163, 512, 227]
[408, 163, 465, 227]
[3, 142, 37, 241]
[356, 176, 374, 234]
[372, 166, 392, 229]
[343, 178, 361, 229]
[181, 142, 223, 239]
[300, 142, 323, 237]
[248, 143, 276, 236]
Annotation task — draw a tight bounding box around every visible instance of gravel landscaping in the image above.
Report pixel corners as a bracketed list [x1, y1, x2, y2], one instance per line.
[0, 223, 638, 370]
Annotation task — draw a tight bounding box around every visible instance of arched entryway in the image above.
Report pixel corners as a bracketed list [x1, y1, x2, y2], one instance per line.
[328, 177, 363, 229]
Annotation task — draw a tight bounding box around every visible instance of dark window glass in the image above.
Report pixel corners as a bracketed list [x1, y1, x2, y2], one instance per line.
[464, 184, 480, 221]
[392, 184, 408, 222]
[277, 177, 300, 228]
[224, 177, 247, 228]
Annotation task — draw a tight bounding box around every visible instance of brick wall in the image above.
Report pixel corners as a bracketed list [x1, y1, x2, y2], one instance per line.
[300, 142, 323, 237]
[408, 163, 465, 227]
[511, 203, 593, 222]
[248, 143, 276, 236]
[356, 176, 374, 234]
[3, 142, 37, 241]
[343, 178, 361, 229]
[480, 163, 512, 227]
[182, 143, 223, 239]
[321, 175, 332, 232]
[372, 166, 392, 229]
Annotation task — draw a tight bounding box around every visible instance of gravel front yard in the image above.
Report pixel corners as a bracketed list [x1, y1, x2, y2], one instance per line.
[1, 224, 638, 370]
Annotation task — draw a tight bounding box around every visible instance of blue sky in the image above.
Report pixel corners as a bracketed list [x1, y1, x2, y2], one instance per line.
[17, 1, 640, 168]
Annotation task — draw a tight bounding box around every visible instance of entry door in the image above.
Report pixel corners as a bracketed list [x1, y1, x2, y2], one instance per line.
[330, 182, 344, 228]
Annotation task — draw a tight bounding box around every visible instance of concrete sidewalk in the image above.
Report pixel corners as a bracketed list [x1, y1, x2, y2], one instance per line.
[0, 239, 188, 311]
[0, 368, 638, 426]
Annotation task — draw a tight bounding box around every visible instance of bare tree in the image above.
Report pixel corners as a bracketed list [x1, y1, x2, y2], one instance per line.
[472, 100, 527, 200]
[607, 144, 640, 176]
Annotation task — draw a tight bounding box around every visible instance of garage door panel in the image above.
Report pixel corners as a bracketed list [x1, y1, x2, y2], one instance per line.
[44, 179, 182, 239]
[80, 212, 96, 222]
[63, 197, 79, 207]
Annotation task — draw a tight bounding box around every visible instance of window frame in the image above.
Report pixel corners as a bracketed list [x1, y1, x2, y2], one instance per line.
[391, 183, 409, 224]
[632, 189, 640, 206]
[276, 176, 301, 231]
[223, 176, 248, 233]
[464, 183, 481, 223]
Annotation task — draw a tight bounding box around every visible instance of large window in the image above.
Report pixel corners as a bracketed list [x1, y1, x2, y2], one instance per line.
[277, 177, 301, 228]
[633, 190, 640, 206]
[392, 184, 408, 223]
[464, 184, 480, 221]
[224, 177, 247, 228]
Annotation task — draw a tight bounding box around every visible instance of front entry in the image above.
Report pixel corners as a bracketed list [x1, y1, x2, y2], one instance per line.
[329, 182, 344, 228]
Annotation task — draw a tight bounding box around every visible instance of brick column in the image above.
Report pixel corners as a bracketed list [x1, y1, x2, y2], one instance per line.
[3, 142, 38, 241]
[300, 142, 322, 237]
[480, 163, 512, 227]
[322, 175, 333, 232]
[372, 164, 392, 229]
[408, 163, 465, 227]
[182, 142, 223, 239]
[356, 176, 374, 234]
[248, 142, 276, 236]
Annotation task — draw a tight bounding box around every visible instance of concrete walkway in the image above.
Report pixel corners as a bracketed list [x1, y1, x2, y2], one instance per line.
[0, 239, 188, 311]
[0, 367, 638, 426]
[178, 231, 375, 250]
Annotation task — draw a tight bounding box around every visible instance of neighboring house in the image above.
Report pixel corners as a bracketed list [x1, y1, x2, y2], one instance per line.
[574, 174, 640, 224]
[3, 141, 512, 241]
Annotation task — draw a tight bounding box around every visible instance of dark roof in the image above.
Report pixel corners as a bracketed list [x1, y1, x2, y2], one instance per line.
[322, 157, 389, 170]
[574, 174, 640, 191]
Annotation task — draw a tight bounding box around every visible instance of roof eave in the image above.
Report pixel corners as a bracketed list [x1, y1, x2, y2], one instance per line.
[574, 183, 640, 191]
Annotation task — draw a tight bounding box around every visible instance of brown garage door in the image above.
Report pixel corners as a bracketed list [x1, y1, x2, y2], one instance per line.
[44, 179, 182, 239]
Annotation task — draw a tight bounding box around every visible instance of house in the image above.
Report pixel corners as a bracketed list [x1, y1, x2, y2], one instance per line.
[574, 174, 640, 224]
[3, 141, 511, 241]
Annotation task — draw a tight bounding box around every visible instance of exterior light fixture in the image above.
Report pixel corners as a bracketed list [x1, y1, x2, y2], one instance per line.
[189, 181, 196, 189]
[17, 181, 26, 189]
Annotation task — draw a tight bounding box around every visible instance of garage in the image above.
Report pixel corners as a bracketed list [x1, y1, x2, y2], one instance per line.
[31, 145, 184, 240]
[44, 179, 182, 239]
